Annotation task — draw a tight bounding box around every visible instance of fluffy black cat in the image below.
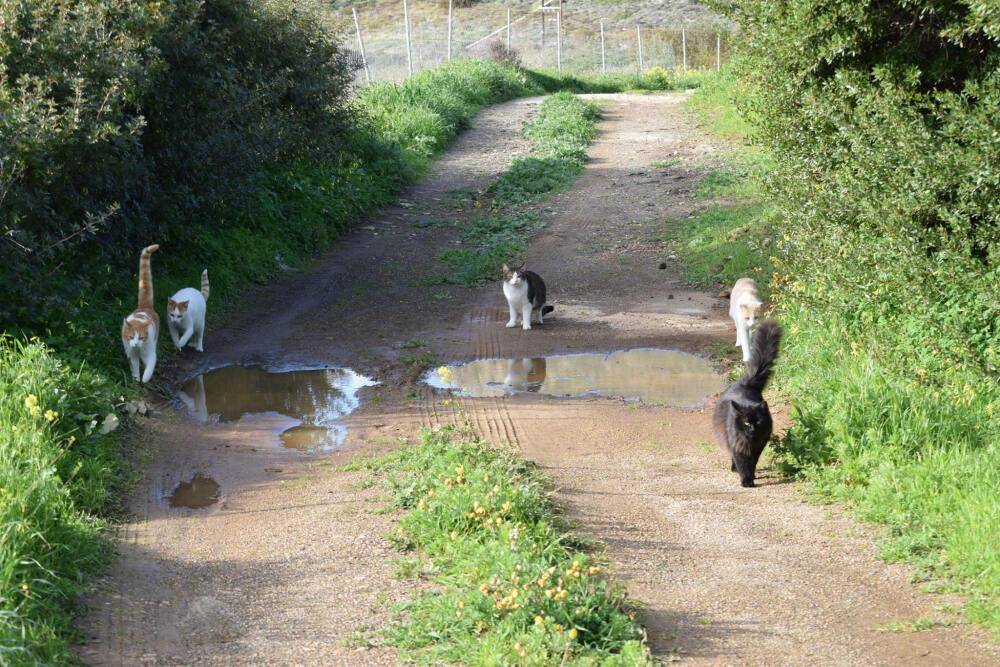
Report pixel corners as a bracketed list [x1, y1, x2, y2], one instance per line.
[712, 319, 782, 488]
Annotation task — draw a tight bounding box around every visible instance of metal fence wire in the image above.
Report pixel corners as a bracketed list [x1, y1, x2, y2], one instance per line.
[344, 1, 733, 82]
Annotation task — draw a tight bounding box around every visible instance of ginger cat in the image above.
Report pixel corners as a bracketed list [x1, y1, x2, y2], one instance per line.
[121, 245, 160, 383]
[167, 269, 210, 351]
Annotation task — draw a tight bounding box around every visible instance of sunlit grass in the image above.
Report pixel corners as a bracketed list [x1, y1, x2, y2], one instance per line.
[685, 68, 1000, 639]
[350, 426, 651, 664]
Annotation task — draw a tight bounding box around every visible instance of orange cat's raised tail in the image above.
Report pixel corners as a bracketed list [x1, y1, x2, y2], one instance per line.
[122, 244, 161, 383]
[136, 244, 160, 310]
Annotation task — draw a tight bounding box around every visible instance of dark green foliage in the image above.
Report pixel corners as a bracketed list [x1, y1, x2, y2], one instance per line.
[711, 0, 1000, 632]
[1, 0, 356, 348]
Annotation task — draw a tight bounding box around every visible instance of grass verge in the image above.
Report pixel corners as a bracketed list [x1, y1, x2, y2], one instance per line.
[348, 426, 650, 664]
[0, 337, 128, 663]
[684, 68, 1000, 637]
[439, 92, 601, 284]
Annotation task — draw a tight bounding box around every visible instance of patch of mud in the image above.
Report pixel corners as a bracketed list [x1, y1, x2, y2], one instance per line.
[426, 349, 724, 406]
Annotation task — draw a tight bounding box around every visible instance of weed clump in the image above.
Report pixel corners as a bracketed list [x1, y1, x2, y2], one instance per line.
[354, 427, 650, 664]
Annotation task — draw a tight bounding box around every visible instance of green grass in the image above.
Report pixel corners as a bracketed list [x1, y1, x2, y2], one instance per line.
[524, 66, 713, 95]
[685, 68, 754, 142]
[0, 337, 128, 664]
[348, 426, 650, 664]
[439, 92, 600, 285]
[685, 68, 1000, 639]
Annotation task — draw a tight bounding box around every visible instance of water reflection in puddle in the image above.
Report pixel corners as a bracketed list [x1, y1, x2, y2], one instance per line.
[167, 474, 220, 508]
[425, 349, 723, 406]
[177, 365, 378, 451]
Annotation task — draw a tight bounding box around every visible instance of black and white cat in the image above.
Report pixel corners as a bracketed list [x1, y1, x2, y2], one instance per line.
[712, 319, 782, 487]
[501, 264, 554, 330]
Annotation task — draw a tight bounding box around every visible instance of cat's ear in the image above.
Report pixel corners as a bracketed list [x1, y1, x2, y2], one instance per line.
[178, 300, 190, 309]
[502, 263, 510, 273]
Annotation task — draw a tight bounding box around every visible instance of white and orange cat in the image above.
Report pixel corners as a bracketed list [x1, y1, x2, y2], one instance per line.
[730, 277, 763, 363]
[122, 244, 160, 383]
[167, 269, 210, 351]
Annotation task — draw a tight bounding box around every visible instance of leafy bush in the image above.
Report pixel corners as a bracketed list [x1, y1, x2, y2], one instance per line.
[1, 0, 356, 351]
[709, 0, 1000, 632]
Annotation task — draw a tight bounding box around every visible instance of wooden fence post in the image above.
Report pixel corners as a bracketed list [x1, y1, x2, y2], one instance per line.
[448, 0, 453, 62]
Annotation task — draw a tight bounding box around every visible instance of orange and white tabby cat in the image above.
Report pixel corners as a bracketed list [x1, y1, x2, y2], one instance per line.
[121, 244, 160, 382]
[167, 269, 210, 351]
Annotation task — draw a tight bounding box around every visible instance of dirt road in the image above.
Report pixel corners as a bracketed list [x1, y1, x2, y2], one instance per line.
[77, 93, 999, 665]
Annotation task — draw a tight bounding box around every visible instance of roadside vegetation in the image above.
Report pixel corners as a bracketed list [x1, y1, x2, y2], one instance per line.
[440, 92, 601, 285]
[0, 338, 126, 663]
[681, 0, 1000, 636]
[348, 426, 650, 664]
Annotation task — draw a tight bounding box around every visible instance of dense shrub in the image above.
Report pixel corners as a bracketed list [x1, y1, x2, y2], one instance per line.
[715, 0, 1000, 630]
[0, 0, 356, 347]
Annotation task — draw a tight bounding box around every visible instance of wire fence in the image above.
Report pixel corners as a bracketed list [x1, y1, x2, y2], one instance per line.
[344, 1, 733, 83]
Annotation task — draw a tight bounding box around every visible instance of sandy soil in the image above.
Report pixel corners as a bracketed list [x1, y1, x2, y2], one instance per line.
[76, 93, 999, 665]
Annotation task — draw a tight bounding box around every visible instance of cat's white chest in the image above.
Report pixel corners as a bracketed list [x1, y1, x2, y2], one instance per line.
[503, 280, 527, 306]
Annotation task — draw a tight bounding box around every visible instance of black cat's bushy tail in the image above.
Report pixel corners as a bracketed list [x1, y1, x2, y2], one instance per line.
[541, 305, 554, 316]
[738, 319, 782, 393]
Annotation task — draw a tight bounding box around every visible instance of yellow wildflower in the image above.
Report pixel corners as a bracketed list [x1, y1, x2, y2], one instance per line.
[534, 616, 544, 625]
[24, 394, 40, 417]
[568, 628, 578, 639]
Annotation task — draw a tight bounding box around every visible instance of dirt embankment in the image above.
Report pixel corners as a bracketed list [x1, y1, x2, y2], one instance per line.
[77, 94, 999, 665]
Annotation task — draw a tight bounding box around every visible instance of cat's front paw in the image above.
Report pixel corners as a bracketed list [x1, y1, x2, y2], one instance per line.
[522, 324, 532, 330]
[506, 321, 517, 328]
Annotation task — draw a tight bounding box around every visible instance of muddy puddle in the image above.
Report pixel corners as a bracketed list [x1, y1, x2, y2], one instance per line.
[177, 365, 378, 451]
[425, 349, 724, 406]
[167, 474, 221, 508]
